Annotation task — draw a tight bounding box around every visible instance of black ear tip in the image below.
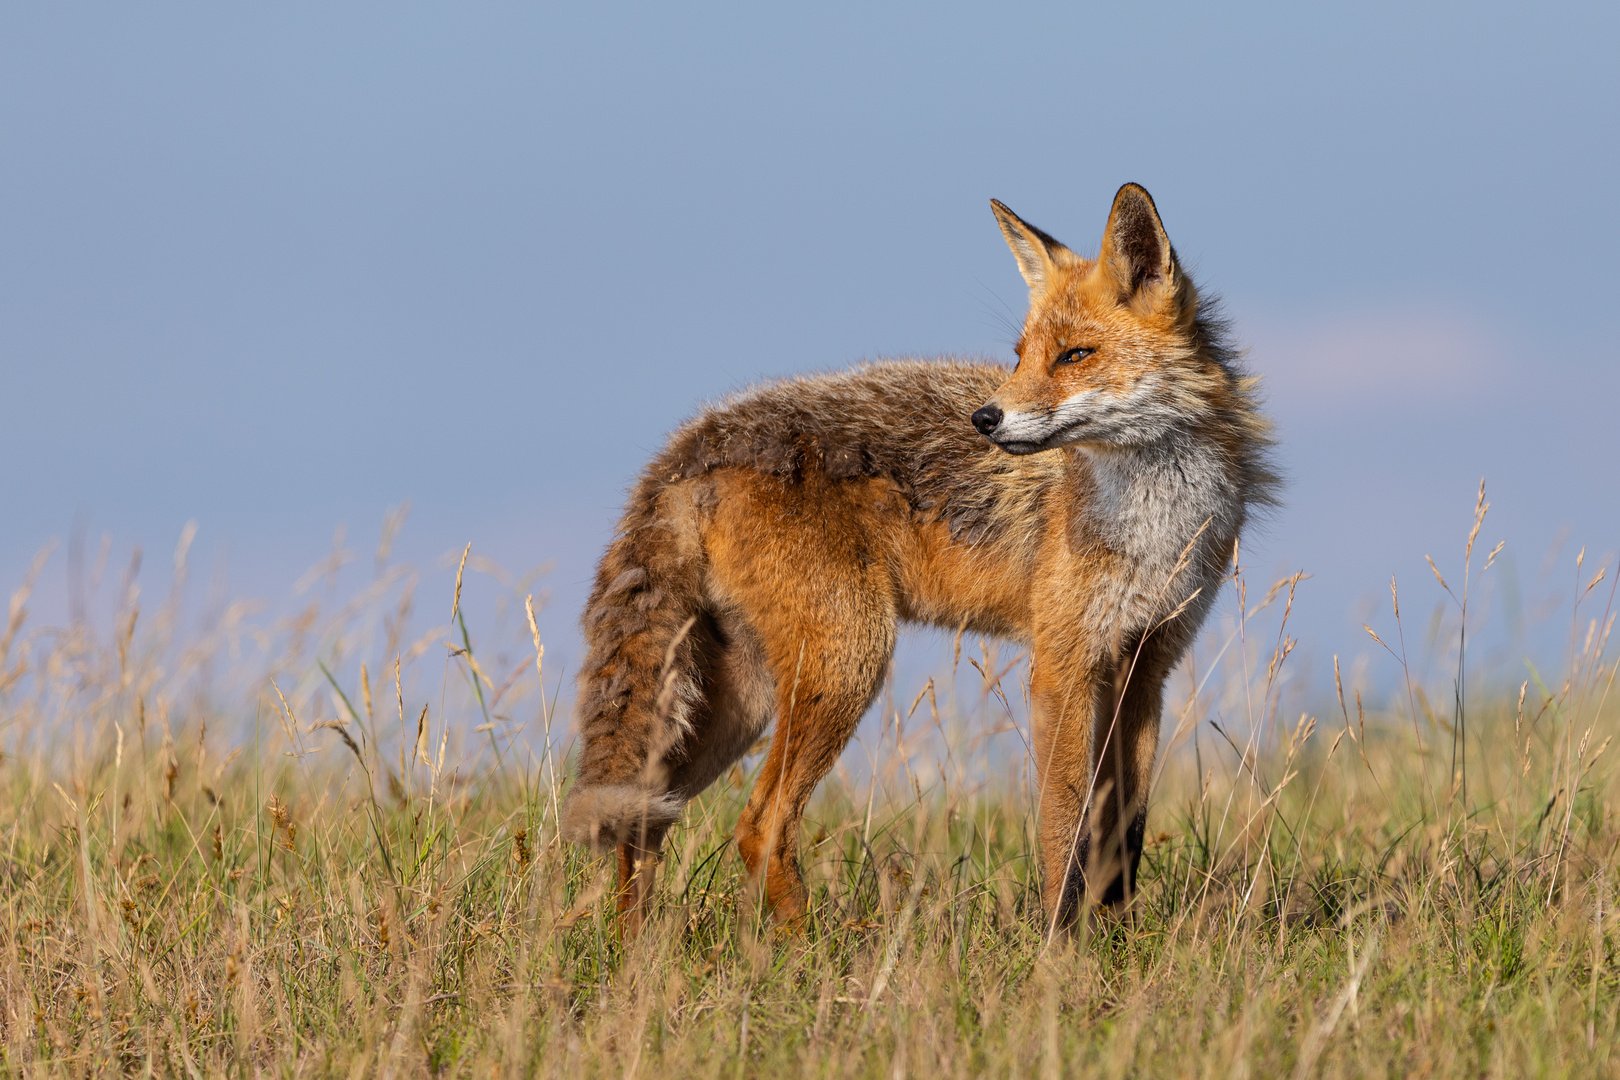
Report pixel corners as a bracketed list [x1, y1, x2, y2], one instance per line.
[1115, 182, 1156, 207]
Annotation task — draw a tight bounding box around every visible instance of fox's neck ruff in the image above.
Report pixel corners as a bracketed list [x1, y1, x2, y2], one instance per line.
[1076, 428, 1242, 615]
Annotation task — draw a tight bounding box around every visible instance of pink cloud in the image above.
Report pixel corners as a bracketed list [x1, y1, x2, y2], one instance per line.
[1237, 307, 1506, 413]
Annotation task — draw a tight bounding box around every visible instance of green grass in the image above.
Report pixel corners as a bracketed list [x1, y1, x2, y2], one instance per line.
[1, 528, 1617, 1077]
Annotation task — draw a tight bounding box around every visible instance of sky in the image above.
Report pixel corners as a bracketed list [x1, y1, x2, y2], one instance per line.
[3, 2, 1618, 713]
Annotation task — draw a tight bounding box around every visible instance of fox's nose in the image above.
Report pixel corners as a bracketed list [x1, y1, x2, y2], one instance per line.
[971, 403, 1003, 437]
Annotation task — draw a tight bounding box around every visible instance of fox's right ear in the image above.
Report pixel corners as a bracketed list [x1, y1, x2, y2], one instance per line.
[990, 200, 1074, 292]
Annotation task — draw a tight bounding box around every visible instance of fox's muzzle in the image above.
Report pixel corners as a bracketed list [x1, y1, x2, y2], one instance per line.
[973, 400, 1048, 455]
[970, 403, 1003, 437]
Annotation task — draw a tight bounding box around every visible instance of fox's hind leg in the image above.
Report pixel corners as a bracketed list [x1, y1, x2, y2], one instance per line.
[616, 825, 667, 938]
[664, 611, 777, 801]
[731, 612, 893, 926]
[705, 473, 897, 928]
[612, 612, 775, 937]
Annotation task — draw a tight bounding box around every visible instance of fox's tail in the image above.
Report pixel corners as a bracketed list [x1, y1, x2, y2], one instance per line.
[559, 474, 709, 851]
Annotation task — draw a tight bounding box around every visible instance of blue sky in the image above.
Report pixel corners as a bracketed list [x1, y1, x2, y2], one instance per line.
[4, 2, 1617, 701]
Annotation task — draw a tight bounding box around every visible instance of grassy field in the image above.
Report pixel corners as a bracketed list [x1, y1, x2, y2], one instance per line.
[1, 521, 1617, 1077]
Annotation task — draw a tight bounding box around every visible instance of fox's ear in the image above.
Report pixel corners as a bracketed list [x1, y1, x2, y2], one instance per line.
[1099, 183, 1176, 299]
[991, 200, 1074, 291]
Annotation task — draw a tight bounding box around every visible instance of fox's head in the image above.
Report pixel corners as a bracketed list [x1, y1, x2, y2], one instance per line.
[973, 183, 1222, 455]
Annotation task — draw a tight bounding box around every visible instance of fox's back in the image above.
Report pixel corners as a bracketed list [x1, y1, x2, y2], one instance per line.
[654, 358, 1066, 549]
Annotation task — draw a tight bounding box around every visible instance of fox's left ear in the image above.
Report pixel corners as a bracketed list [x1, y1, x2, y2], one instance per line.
[991, 199, 1076, 292]
[1099, 183, 1178, 300]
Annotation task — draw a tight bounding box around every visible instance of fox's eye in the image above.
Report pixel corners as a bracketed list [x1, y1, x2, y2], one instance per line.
[1055, 347, 1095, 365]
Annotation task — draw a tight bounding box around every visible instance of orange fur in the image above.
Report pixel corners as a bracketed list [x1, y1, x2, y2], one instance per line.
[561, 184, 1277, 935]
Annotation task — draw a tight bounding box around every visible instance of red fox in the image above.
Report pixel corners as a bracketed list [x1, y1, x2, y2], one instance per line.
[561, 184, 1276, 934]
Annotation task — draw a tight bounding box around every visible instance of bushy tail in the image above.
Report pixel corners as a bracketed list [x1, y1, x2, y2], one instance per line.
[560, 475, 709, 851]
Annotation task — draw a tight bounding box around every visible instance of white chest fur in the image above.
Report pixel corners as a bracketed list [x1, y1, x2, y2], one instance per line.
[1078, 436, 1240, 632]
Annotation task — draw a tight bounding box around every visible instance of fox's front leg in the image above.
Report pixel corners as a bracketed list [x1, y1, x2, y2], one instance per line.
[1091, 636, 1178, 911]
[1029, 640, 1105, 933]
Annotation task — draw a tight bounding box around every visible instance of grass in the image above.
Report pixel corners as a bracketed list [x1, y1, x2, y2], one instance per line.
[1, 510, 1617, 1078]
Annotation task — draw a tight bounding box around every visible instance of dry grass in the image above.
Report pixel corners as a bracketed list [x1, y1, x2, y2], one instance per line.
[1, 508, 1618, 1078]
